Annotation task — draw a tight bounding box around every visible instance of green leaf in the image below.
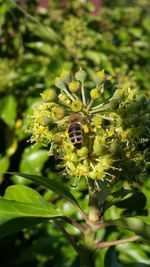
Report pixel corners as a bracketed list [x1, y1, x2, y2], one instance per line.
[113, 217, 150, 244]
[20, 149, 49, 175]
[104, 247, 122, 267]
[104, 189, 132, 210]
[27, 21, 59, 42]
[0, 156, 10, 175]
[8, 172, 80, 208]
[85, 50, 101, 64]
[0, 95, 17, 126]
[0, 185, 62, 238]
[26, 42, 57, 57]
[4, 185, 48, 205]
[117, 242, 150, 265]
[104, 189, 146, 212]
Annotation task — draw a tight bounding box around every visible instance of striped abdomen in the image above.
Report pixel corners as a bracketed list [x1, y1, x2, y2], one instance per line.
[68, 122, 83, 149]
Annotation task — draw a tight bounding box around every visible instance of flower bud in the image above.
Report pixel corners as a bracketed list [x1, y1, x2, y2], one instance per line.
[69, 81, 80, 92]
[77, 146, 88, 157]
[92, 116, 102, 127]
[71, 100, 83, 112]
[96, 70, 106, 85]
[96, 70, 105, 80]
[52, 107, 65, 120]
[112, 88, 124, 100]
[60, 69, 71, 83]
[90, 88, 101, 99]
[52, 133, 63, 144]
[58, 93, 71, 105]
[75, 69, 87, 83]
[41, 89, 56, 102]
[37, 116, 51, 126]
[64, 143, 74, 152]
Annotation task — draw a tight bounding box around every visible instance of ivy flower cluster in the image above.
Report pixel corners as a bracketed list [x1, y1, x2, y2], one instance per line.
[27, 69, 150, 184]
[62, 16, 99, 59]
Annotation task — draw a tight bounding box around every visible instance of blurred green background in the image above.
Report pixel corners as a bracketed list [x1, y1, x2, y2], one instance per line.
[0, 0, 150, 266]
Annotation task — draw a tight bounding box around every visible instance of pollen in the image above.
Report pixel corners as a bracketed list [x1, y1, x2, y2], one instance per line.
[82, 124, 89, 133]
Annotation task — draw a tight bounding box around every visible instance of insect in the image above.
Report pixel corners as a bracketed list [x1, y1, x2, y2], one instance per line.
[68, 113, 87, 149]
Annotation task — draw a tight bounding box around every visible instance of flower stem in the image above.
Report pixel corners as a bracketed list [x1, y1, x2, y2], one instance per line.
[81, 83, 86, 106]
[89, 105, 110, 114]
[86, 99, 94, 112]
[62, 87, 75, 101]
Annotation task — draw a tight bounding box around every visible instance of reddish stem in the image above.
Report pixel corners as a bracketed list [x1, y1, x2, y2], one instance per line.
[96, 235, 141, 249]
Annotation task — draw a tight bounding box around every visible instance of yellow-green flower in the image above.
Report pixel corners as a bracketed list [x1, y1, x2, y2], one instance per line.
[27, 69, 150, 185]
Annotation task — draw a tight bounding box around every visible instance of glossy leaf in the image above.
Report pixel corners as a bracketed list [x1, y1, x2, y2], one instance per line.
[8, 172, 80, 208]
[0, 185, 62, 238]
[117, 242, 150, 265]
[104, 246, 122, 267]
[0, 95, 17, 127]
[20, 149, 49, 175]
[113, 217, 150, 244]
[4, 185, 48, 205]
[0, 156, 10, 176]
[104, 189, 146, 212]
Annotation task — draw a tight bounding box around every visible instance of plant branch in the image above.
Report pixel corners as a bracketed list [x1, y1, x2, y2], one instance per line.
[88, 179, 100, 222]
[96, 235, 141, 249]
[54, 219, 80, 254]
[94, 221, 112, 230]
[62, 216, 86, 232]
[78, 208, 89, 222]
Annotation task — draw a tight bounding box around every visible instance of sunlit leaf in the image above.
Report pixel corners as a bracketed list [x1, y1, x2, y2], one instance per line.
[0, 95, 17, 127]
[0, 185, 62, 238]
[113, 217, 150, 244]
[20, 149, 49, 175]
[4, 185, 48, 205]
[8, 172, 80, 208]
[104, 189, 146, 212]
[0, 156, 10, 176]
[117, 242, 150, 265]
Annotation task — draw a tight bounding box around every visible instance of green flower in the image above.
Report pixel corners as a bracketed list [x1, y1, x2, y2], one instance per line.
[27, 69, 150, 185]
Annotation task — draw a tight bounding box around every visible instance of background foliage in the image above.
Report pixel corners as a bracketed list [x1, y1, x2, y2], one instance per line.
[0, 0, 150, 266]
